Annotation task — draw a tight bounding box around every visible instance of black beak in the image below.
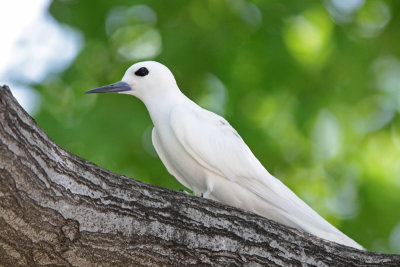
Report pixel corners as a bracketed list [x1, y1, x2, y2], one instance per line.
[85, 81, 131, 94]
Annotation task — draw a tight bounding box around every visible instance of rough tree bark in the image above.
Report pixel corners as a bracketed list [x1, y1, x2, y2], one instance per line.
[0, 85, 399, 266]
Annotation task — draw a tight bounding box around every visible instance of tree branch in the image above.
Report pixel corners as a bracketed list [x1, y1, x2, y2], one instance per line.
[0, 85, 399, 266]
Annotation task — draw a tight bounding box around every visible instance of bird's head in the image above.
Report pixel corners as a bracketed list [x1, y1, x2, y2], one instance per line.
[86, 61, 178, 101]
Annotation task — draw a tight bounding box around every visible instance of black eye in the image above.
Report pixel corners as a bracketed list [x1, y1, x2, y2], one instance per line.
[135, 67, 149, 77]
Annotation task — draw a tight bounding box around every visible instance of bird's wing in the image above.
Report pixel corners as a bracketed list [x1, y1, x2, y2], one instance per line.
[169, 105, 308, 207]
[169, 105, 359, 245]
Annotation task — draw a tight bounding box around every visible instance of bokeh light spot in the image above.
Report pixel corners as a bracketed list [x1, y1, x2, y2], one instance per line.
[112, 25, 162, 61]
[360, 131, 400, 186]
[373, 56, 400, 94]
[390, 222, 400, 252]
[106, 5, 157, 36]
[197, 73, 227, 116]
[227, 0, 262, 29]
[352, 96, 395, 134]
[312, 109, 342, 161]
[283, 6, 334, 68]
[325, 0, 365, 23]
[355, 0, 390, 38]
[107, 5, 161, 61]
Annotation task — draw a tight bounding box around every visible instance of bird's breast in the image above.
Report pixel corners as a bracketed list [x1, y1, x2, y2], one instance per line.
[154, 125, 209, 194]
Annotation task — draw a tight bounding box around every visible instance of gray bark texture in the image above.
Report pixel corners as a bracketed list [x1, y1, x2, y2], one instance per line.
[0, 84, 399, 266]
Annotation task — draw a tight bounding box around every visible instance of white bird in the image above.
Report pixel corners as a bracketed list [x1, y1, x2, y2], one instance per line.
[86, 61, 363, 250]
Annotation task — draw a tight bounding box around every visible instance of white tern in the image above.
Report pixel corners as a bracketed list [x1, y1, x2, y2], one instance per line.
[86, 61, 363, 250]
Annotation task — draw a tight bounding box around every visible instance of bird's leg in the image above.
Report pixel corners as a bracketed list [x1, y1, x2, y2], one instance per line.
[201, 183, 213, 198]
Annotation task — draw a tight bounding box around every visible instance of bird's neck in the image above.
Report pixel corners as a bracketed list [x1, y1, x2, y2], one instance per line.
[142, 89, 191, 127]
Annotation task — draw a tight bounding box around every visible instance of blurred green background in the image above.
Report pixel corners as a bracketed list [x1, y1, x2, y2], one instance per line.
[4, 0, 400, 253]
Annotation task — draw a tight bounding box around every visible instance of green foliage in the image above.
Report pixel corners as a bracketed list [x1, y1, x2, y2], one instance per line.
[33, 0, 400, 253]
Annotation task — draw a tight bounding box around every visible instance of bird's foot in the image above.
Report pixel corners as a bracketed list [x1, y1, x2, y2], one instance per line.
[201, 186, 212, 198]
[180, 189, 191, 195]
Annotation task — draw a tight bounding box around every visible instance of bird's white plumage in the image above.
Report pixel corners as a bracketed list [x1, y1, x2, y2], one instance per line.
[101, 61, 363, 249]
[167, 105, 362, 249]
